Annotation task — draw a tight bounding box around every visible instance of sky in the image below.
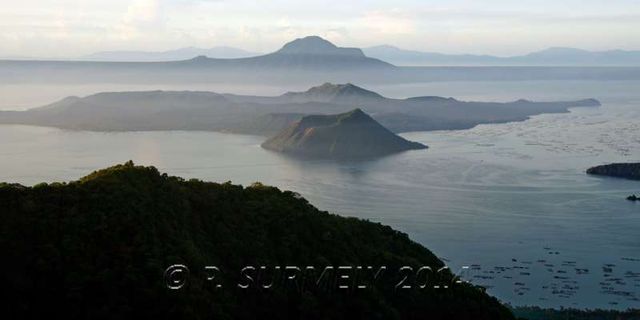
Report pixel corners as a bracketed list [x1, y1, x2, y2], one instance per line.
[1, 0, 639, 58]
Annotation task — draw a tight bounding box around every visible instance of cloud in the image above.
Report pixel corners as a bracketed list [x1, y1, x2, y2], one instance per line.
[124, 0, 161, 24]
[114, 0, 165, 40]
[357, 9, 416, 35]
[1, 0, 639, 57]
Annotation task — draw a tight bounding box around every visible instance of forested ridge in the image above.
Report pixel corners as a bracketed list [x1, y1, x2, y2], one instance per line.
[0, 161, 513, 319]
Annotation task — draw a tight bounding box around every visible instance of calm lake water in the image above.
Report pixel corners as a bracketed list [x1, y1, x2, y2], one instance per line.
[1, 80, 639, 309]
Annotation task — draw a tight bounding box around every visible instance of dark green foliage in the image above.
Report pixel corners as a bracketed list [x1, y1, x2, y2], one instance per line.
[0, 162, 513, 320]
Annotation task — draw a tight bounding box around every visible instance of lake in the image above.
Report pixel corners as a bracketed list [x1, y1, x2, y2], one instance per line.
[1, 79, 639, 309]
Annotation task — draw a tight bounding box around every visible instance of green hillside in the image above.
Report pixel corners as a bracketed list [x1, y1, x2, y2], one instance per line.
[0, 162, 512, 319]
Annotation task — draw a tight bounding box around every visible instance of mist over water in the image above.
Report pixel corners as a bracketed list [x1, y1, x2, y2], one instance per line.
[1, 79, 639, 309]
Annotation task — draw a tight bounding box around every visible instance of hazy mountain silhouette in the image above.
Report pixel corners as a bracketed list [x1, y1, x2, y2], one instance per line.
[178, 36, 394, 70]
[2, 37, 639, 84]
[0, 83, 600, 134]
[82, 46, 260, 61]
[277, 36, 364, 57]
[364, 45, 640, 66]
[262, 108, 427, 158]
[281, 82, 385, 104]
[512, 47, 640, 65]
[8, 39, 640, 67]
[363, 45, 501, 66]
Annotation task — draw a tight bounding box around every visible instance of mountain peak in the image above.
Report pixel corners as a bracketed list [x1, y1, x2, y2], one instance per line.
[346, 107, 366, 116]
[262, 109, 427, 158]
[277, 36, 365, 57]
[281, 36, 337, 51]
[282, 83, 385, 103]
[310, 82, 369, 92]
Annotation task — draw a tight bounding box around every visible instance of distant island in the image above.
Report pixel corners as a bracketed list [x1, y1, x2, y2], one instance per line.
[586, 163, 640, 180]
[0, 83, 601, 136]
[0, 162, 514, 319]
[262, 108, 427, 158]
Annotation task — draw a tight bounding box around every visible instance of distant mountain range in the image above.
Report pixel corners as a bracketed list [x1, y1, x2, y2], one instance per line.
[2, 36, 640, 85]
[73, 43, 640, 66]
[7, 37, 638, 66]
[76, 36, 390, 69]
[86, 36, 391, 70]
[82, 43, 640, 66]
[363, 45, 640, 66]
[262, 108, 427, 158]
[81, 46, 260, 61]
[179, 36, 393, 70]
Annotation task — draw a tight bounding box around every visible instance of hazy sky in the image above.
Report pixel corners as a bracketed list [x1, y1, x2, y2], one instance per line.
[1, 0, 639, 57]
